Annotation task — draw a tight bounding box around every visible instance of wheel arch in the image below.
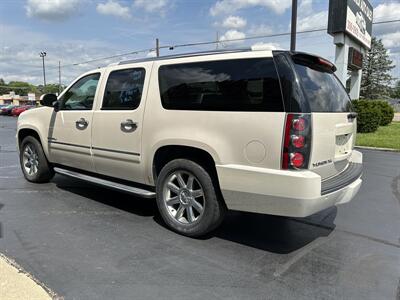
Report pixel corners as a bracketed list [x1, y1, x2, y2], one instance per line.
[17, 126, 50, 159]
[151, 144, 221, 189]
[18, 128, 41, 145]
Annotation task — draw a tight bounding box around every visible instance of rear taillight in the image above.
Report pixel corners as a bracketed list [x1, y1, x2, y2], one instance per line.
[282, 113, 311, 170]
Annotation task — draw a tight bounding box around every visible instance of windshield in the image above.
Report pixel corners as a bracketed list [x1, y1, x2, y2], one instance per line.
[293, 61, 352, 112]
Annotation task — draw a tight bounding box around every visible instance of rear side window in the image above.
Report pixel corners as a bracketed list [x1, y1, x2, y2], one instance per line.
[293, 60, 352, 112]
[102, 68, 145, 110]
[158, 58, 283, 111]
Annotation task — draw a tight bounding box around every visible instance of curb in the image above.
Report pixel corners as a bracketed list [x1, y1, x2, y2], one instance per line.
[0, 253, 60, 300]
[355, 146, 400, 152]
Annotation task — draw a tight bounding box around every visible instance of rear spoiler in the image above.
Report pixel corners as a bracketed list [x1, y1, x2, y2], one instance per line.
[273, 51, 337, 73]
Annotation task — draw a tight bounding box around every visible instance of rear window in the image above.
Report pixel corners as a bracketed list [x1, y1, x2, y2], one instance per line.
[293, 61, 352, 112]
[158, 58, 284, 112]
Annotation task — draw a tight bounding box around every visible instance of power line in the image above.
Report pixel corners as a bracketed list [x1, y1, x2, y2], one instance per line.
[164, 19, 400, 50]
[31, 18, 400, 70]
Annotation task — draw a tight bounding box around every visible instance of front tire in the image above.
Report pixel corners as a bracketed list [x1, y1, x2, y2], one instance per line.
[19, 136, 54, 183]
[156, 159, 226, 237]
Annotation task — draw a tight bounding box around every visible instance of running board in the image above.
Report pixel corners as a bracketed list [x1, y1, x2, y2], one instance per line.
[54, 167, 156, 198]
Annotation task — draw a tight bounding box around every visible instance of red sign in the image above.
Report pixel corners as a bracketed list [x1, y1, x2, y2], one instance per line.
[348, 47, 363, 70]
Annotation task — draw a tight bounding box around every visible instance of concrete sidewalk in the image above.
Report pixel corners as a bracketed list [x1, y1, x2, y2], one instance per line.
[0, 254, 53, 300]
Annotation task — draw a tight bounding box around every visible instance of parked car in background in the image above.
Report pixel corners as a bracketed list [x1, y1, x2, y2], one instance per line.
[0, 105, 17, 115]
[11, 105, 35, 117]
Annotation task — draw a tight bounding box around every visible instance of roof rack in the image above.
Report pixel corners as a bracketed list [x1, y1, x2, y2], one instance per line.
[118, 48, 253, 65]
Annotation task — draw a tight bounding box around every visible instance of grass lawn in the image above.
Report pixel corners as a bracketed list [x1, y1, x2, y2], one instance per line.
[356, 122, 400, 150]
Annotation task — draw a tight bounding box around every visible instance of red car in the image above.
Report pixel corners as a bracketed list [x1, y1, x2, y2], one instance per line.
[11, 105, 35, 116]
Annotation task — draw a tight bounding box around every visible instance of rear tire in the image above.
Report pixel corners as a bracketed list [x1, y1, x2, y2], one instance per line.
[156, 159, 226, 237]
[19, 136, 54, 183]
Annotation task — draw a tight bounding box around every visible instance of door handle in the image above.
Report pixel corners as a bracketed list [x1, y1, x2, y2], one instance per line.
[120, 119, 137, 132]
[75, 118, 89, 129]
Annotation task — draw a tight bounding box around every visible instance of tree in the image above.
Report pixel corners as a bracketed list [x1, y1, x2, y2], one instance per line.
[44, 83, 64, 94]
[6, 81, 37, 95]
[391, 80, 400, 99]
[0, 78, 7, 95]
[361, 37, 395, 99]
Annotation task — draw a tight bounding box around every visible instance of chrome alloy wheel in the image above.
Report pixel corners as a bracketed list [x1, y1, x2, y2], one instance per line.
[163, 171, 205, 224]
[22, 143, 39, 175]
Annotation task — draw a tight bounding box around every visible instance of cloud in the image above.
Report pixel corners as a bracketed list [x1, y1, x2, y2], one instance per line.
[372, 3, 400, 37]
[146, 51, 157, 57]
[251, 42, 282, 50]
[371, 3, 400, 52]
[222, 16, 247, 29]
[96, 0, 131, 19]
[219, 29, 246, 44]
[210, 0, 291, 16]
[298, 0, 312, 17]
[25, 0, 81, 21]
[297, 10, 328, 31]
[0, 23, 122, 85]
[374, 3, 400, 21]
[133, 0, 169, 13]
[380, 32, 400, 49]
[248, 24, 274, 36]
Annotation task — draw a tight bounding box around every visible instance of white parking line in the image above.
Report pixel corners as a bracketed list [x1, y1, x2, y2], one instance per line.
[0, 165, 19, 169]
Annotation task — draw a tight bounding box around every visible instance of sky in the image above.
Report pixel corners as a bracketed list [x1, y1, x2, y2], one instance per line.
[0, 0, 399, 87]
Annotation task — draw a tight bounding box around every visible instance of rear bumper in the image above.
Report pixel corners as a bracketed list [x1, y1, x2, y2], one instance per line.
[216, 150, 362, 217]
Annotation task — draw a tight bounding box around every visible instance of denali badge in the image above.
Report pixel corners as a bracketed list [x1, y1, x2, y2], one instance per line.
[312, 159, 333, 168]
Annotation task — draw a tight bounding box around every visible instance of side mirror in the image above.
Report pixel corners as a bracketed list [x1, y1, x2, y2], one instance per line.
[40, 94, 58, 108]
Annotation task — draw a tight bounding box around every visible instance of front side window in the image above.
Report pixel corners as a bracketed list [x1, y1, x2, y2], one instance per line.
[158, 58, 283, 112]
[102, 68, 146, 110]
[60, 73, 100, 110]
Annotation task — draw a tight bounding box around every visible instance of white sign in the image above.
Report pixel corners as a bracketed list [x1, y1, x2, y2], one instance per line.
[345, 1, 372, 48]
[28, 93, 36, 101]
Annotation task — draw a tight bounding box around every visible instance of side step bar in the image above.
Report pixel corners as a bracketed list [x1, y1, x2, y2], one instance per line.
[54, 167, 156, 198]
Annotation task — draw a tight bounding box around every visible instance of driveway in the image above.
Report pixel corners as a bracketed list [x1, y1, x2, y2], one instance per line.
[0, 116, 399, 299]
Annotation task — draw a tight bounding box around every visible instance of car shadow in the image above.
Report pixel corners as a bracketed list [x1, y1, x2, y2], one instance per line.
[53, 176, 157, 217]
[53, 175, 336, 254]
[211, 208, 336, 254]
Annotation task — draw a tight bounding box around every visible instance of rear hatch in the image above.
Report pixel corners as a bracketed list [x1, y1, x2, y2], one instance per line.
[275, 52, 356, 180]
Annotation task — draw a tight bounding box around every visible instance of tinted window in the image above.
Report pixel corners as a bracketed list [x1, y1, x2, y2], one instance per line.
[273, 53, 305, 112]
[159, 58, 283, 111]
[61, 73, 100, 110]
[293, 62, 352, 112]
[102, 68, 145, 110]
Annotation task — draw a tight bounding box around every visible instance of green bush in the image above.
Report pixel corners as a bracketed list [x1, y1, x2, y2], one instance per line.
[373, 100, 394, 126]
[352, 100, 381, 133]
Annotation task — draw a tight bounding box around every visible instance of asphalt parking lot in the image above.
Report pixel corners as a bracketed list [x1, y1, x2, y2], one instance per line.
[0, 115, 399, 300]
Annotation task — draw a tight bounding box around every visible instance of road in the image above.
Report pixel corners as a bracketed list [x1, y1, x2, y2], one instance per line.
[0, 115, 399, 300]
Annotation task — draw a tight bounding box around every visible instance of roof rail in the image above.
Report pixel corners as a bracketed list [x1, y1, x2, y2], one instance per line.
[118, 48, 252, 65]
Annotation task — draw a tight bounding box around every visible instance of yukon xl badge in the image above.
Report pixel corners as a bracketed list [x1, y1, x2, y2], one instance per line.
[312, 159, 333, 168]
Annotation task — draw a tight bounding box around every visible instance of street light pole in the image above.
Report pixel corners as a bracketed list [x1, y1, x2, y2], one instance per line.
[58, 61, 62, 94]
[156, 38, 160, 57]
[39, 51, 47, 88]
[290, 0, 298, 52]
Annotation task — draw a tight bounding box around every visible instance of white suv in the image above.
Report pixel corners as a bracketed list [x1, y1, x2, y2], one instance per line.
[17, 49, 363, 236]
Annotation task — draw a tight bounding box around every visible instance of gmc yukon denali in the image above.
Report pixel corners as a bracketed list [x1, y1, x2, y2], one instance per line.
[17, 49, 363, 237]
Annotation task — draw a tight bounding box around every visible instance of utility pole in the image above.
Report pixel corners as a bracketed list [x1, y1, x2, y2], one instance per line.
[39, 51, 47, 88]
[58, 61, 62, 95]
[216, 31, 219, 50]
[290, 0, 297, 52]
[156, 38, 160, 57]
